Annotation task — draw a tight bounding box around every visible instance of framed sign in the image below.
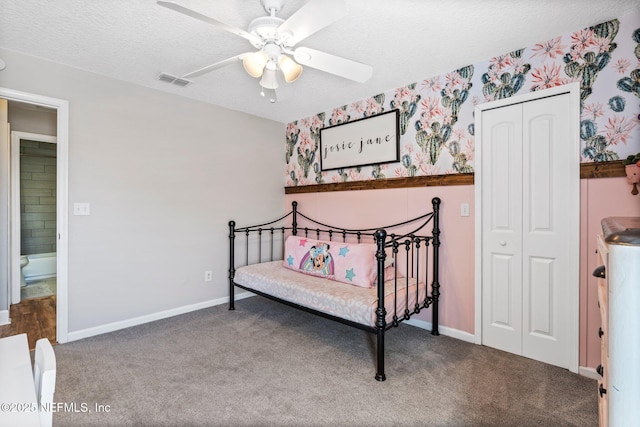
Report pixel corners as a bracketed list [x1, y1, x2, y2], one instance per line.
[319, 109, 400, 171]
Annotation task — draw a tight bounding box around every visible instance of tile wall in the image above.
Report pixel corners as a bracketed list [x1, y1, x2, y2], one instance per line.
[20, 140, 57, 255]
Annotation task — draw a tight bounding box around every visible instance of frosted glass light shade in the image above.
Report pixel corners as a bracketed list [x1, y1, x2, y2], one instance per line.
[260, 68, 278, 89]
[243, 51, 268, 78]
[279, 55, 303, 83]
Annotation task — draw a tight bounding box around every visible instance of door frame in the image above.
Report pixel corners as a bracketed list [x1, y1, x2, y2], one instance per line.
[10, 131, 58, 305]
[473, 83, 581, 373]
[1, 87, 69, 344]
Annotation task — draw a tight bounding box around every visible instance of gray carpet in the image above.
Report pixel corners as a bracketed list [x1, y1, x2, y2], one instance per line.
[52, 297, 597, 427]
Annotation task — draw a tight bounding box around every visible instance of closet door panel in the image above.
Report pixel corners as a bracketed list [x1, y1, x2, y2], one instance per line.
[481, 104, 523, 355]
[522, 94, 572, 368]
[528, 115, 553, 231]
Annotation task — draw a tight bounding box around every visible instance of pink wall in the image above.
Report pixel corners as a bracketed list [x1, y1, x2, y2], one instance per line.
[286, 176, 639, 369]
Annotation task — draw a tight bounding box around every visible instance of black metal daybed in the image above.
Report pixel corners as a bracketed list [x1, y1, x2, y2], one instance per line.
[228, 197, 441, 381]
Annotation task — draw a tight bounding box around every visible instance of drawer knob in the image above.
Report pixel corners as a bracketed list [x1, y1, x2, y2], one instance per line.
[592, 265, 606, 279]
[596, 364, 603, 376]
[499, 240, 506, 246]
[599, 327, 604, 338]
[599, 383, 607, 397]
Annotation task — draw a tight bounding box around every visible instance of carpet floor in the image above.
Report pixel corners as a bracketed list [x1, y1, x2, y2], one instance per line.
[52, 297, 597, 427]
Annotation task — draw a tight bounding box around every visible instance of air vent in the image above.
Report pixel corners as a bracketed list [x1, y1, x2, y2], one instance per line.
[172, 77, 191, 87]
[158, 72, 192, 87]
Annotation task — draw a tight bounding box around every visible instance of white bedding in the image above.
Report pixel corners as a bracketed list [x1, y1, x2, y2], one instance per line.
[234, 261, 428, 327]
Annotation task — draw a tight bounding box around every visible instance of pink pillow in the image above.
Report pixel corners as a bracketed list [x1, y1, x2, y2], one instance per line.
[384, 265, 404, 280]
[283, 235, 378, 288]
[383, 255, 406, 279]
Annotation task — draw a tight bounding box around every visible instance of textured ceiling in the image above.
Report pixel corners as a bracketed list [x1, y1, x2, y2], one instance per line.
[1, 0, 639, 123]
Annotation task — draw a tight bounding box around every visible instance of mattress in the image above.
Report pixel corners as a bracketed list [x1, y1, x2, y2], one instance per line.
[233, 261, 428, 327]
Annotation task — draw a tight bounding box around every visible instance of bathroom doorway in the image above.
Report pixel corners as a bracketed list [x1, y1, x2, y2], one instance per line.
[0, 88, 69, 345]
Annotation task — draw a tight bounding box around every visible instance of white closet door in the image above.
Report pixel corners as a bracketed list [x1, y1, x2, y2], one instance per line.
[521, 95, 572, 368]
[481, 103, 523, 355]
[480, 92, 573, 369]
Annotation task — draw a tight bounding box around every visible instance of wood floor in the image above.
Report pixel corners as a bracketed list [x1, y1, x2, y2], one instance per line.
[0, 296, 57, 350]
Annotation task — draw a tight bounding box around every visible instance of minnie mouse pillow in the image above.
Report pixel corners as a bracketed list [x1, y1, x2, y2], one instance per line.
[283, 235, 378, 288]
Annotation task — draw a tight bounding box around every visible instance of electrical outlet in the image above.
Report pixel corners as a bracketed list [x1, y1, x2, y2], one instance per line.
[460, 203, 470, 217]
[204, 271, 212, 282]
[73, 202, 91, 216]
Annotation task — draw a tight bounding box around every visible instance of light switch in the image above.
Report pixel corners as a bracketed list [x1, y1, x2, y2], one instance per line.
[460, 203, 470, 217]
[73, 202, 90, 216]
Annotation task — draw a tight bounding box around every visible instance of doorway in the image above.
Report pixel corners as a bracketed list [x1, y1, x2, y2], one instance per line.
[474, 83, 580, 372]
[0, 87, 69, 344]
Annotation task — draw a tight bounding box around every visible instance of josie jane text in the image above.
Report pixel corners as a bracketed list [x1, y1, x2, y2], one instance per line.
[322, 134, 395, 159]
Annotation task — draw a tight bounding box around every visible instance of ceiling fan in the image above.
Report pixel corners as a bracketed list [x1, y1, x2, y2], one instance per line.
[157, 0, 373, 102]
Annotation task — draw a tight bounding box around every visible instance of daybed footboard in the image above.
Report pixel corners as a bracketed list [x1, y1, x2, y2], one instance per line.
[228, 198, 441, 381]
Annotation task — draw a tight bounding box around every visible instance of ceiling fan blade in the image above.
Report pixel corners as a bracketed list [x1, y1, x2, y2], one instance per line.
[157, 1, 261, 46]
[294, 47, 373, 83]
[182, 53, 250, 79]
[278, 0, 347, 46]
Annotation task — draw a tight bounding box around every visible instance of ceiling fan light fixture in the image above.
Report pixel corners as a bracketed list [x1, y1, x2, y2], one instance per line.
[243, 51, 268, 78]
[279, 55, 303, 83]
[260, 68, 279, 89]
[158, 0, 373, 102]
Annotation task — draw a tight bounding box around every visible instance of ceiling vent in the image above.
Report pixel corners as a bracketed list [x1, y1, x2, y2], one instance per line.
[158, 72, 192, 87]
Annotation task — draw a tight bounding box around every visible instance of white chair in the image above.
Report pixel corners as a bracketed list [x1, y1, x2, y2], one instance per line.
[34, 338, 56, 427]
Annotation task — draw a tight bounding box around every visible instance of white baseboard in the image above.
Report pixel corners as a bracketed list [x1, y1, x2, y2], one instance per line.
[404, 318, 475, 343]
[579, 366, 601, 380]
[67, 292, 254, 342]
[0, 310, 9, 326]
[67, 291, 479, 345]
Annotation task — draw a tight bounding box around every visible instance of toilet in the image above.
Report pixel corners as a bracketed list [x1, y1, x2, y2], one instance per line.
[20, 255, 29, 287]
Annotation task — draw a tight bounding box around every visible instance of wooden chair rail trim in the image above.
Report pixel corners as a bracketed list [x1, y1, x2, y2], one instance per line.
[284, 161, 626, 194]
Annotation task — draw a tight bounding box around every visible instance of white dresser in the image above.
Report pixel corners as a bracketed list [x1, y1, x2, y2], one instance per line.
[595, 217, 640, 427]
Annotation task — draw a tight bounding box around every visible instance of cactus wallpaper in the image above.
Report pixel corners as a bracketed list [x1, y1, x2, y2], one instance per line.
[285, 11, 640, 187]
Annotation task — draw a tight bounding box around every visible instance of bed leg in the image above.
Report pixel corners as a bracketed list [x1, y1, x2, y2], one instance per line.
[229, 220, 236, 311]
[375, 307, 386, 381]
